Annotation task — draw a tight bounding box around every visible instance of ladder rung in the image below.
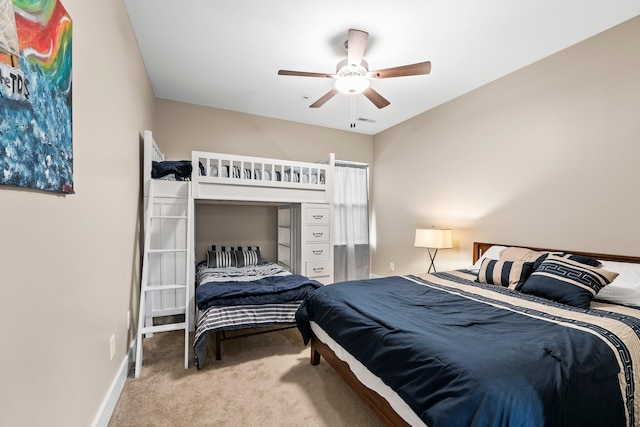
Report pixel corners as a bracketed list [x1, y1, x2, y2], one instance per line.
[150, 215, 188, 220]
[141, 322, 187, 334]
[148, 248, 187, 253]
[144, 284, 186, 292]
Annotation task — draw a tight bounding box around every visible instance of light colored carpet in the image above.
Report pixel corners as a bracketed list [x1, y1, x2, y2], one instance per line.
[108, 327, 386, 426]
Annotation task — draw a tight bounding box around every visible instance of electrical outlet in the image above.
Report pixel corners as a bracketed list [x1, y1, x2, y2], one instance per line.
[389, 262, 395, 272]
[127, 311, 131, 330]
[110, 334, 116, 360]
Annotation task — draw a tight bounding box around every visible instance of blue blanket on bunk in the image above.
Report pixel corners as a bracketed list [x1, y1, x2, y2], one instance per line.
[196, 274, 322, 310]
[296, 273, 637, 427]
[151, 160, 192, 180]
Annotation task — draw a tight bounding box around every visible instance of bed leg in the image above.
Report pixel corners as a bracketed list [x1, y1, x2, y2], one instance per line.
[215, 331, 221, 360]
[310, 343, 321, 365]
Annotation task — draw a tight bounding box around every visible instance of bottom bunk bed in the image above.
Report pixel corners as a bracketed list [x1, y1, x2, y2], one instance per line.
[296, 242, 640, 427]
[193, 247, 322, 369]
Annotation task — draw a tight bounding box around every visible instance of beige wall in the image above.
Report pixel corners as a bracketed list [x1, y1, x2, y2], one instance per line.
[371, 16, 640, 276]
[0, 1, 154, 426]
[195, 204, 278, 263]
[2, 3, 636, 424]
[155, 98, 373, 163]
[154, 100, 374, 264]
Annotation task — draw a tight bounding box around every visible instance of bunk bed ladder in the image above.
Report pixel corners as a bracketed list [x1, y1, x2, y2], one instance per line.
[135, 179, 192, 378]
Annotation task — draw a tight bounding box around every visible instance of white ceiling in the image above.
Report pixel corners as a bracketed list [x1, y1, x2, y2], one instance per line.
[124, 1, 640, 136]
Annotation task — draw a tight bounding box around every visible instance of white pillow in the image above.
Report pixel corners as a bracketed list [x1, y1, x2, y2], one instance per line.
[595, 260, 640, 307]
[468, 245, 508, 273]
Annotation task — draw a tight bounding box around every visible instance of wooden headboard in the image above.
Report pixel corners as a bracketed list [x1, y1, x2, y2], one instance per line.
[473, 242, 640, 264]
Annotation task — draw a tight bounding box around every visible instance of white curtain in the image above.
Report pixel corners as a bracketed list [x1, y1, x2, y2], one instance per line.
[334, 162, 370, 282]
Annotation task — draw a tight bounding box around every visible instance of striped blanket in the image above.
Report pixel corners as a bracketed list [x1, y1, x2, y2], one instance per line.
[194, 262, 322, 369]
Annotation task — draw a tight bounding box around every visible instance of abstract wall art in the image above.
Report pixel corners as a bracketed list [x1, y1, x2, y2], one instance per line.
[0, 0, 73, 194]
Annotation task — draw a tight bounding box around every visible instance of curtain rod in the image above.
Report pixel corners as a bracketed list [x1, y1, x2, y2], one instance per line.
[335, 159, 369, 167]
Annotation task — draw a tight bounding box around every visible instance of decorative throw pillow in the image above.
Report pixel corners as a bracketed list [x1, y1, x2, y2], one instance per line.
[523, 252, 602, 270]
[499, 247, 558, 269]
[519, 254, 618, 308]
[235, 246, 262, 267]
[560, 253, 602, 268]
[477, 259, 535, 290]
[500, 247, 543, 262]
[469, 245, 508, 272]
[207, 250, 236, 268]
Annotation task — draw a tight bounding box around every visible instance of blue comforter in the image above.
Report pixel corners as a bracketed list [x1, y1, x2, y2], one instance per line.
[196, 274, 322, 310]
[151, 160, 192, 179]
[296, 272, 640, 427]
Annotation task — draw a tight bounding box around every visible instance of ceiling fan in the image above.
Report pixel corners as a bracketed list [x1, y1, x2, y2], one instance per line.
[278, 29, 431, 109]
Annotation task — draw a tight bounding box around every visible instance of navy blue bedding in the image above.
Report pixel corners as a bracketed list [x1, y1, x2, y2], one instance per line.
[151, 160, 192, 180]
[296, 272, 640, 427]
[197, 274, 322, 310]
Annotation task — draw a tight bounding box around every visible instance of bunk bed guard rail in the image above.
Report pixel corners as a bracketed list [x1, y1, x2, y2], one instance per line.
[191, 151, 334, 203]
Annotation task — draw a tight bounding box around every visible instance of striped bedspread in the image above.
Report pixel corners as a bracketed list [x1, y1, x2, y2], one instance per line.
[193, 262, 322, 369]
[296, 271, 640, 427]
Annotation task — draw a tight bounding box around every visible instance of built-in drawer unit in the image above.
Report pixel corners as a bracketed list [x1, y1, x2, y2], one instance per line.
[306, 260, 331, 279]
[277, 203, 333, 283]
[301, 203, 333, 284]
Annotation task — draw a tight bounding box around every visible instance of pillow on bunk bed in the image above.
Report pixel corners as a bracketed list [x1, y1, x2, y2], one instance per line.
[205, 246, 262, 268]
[207, 247, 236, 268]
[235, 246, 262, 267]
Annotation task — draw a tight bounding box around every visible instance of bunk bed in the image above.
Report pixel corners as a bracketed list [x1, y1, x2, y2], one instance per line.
[193, 252, 322, 368]
[140, 130, 335, 372]
[296, 242, 640, 427]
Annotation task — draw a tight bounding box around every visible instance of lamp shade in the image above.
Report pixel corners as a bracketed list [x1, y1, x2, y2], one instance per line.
[414, 228, 452, 249]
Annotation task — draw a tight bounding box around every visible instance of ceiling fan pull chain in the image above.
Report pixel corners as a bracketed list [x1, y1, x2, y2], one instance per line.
[350, 95, 356, 128]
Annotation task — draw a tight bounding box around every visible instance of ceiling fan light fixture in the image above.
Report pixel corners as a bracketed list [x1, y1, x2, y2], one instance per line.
[278, 29, 429, 109]
[335, 75, 370, 94]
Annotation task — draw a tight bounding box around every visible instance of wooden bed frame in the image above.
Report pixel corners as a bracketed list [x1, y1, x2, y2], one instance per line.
[310, 241, 640, 427]
[472, 241, 640, 264]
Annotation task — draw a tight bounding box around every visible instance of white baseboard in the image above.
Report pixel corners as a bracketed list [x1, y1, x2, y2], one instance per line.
[91, 338, 136, 427]
[370, 273, 382, 278]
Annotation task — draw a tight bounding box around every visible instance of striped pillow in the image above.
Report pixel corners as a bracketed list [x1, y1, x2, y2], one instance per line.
[520, 254, 618, 308]
[207, 249, 236, 268]
[477, 259, 534, 290]
[235, 246, 262, 267]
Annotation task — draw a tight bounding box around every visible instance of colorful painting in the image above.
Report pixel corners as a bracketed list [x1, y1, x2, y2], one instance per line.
[0, 0, 73, 194]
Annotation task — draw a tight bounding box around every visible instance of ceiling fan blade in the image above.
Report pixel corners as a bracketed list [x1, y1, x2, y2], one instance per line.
[309, 88, 338, 108]
[369, 61, 432, 79]
[347, 29, 368, 67]
[278, 70, 335, 78]
[363, 87, 390, 109]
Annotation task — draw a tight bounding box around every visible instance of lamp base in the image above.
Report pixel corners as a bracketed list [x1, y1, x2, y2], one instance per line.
[427, 248, 439, 273]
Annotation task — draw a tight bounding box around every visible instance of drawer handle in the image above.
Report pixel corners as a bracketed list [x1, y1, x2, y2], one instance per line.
[312, 214, 324, 220]
[313, 267, 324, 273]
[312, 250, 323, 255]
[312, 232, 324, 238]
